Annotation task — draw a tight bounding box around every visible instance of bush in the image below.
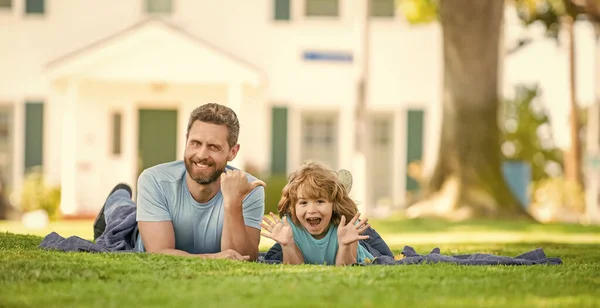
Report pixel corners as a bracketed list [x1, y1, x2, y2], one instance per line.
[20, 167, 61, 220]
[263, 174, 288, 215]
[529, 177, 585, 223]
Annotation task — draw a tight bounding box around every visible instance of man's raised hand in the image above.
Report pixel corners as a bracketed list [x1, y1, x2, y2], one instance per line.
[220, 169, 266, 206]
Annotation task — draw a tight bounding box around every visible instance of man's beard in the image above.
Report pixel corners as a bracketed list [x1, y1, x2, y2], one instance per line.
[184, 158, 225, 185]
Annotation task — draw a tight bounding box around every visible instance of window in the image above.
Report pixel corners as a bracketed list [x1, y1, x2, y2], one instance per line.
[25, 0, 44, 14]
[274, 0, 291, 20]
[0, 0, 11, 9]
[305, 0, 338, 17]
[368, 115, 393, 207]
[111, 112, 122, 155]
[146, 0, 172, 14]
[301, 113, 338, 169]
[370, 0, 394, 18]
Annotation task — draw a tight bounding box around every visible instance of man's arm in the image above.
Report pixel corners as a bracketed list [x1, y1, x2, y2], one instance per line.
[221, 206, 260, 261]
[139, 221, 249, 260]
[220, 169, 266, 261]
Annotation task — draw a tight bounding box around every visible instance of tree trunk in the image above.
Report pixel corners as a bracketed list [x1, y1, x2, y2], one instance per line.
[406, 0, 533, 221]
[564, 15, 584, 190]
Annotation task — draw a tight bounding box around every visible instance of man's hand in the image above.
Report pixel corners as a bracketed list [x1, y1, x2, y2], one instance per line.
[208, 249, 250, 261]
[220, 169, 266, 208]
[261, 213, 294, 246]
[337, 213, 370, 246]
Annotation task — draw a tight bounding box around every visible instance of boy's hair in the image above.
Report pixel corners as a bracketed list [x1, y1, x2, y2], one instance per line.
[186, 103, 240, 148]
[277, 161, 358, 226]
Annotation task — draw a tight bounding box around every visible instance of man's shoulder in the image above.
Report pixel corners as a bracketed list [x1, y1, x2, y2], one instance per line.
[140, 160, 186, 184]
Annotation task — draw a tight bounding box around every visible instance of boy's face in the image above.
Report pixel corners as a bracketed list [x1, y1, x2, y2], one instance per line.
[294, 186, 333, 240]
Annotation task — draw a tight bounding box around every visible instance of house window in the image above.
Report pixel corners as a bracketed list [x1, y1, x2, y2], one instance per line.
[25, 0, 44, 14]
[146, 0, 172, 14]
[0, 104, 13, 190]
[306, 0, 339, 17]
[301, 113, 338, 169]
[112, 112, 122, 155]
[0, 0, 12, 9]
[274, 0, 291, 20]
[370, 0, 394, 18]
[368, 115, 393, 207]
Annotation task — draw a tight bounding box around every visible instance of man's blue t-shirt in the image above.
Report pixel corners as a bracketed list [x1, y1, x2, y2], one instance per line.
[134, 160, 265, 254]
[288, 216, 374, 265]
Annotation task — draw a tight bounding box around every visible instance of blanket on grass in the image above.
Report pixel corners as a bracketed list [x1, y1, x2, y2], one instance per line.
[258, 246, 563, 266]
[38, 205, 137, 253]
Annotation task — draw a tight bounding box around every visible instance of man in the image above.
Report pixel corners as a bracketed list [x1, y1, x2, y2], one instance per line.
[93, 103, 265, 261]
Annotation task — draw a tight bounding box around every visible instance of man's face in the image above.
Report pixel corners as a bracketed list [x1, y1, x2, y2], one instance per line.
[184, 121, 239, 185]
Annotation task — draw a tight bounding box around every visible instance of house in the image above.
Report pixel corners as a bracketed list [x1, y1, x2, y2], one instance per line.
[0, 0, 596, 217]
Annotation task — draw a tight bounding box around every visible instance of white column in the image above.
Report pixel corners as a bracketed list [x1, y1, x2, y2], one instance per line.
[585, 36, 600, 224]
[227, 81, 245, 170]
[59, 80, 79, 215]
[123, 101, 138, 197]
[350, 0, 370, 215]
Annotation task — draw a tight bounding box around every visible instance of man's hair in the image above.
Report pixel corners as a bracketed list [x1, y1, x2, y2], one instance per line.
[187, 103, 240, 148]
[277, 161, 358, 227]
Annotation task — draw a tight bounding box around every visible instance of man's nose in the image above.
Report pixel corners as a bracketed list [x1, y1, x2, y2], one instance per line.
[196, 145, 209, 159]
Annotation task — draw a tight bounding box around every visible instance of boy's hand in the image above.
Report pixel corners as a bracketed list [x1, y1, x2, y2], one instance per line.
[337, 213, 370, 246]
[260, 213, 294, 247]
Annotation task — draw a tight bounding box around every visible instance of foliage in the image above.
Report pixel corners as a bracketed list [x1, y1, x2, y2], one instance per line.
[500, 84, 564, 182]
[529, 176, 586, 222]
[514, 0, 583, 40]
[19, 167, 61, 220]
[263, 174, 288, 215]
[396, 0, 438, 24]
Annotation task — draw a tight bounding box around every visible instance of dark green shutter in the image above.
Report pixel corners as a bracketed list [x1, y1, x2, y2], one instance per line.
[0, 0, 12, 8]
[25, 0, 44, 14]
[274, 0, 291, 20]
[370, 0, 394, 18]
[406, 109, 424, 191]
[270, 107, 288, 174]
[112, 112, 122, 155]
[24, 101, 44, 172]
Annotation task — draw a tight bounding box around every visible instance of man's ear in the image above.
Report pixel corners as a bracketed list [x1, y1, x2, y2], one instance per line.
[228, 144, 240, 161]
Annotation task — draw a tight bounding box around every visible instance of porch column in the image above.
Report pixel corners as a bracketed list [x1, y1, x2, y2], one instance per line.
[59, 80, 79, 215]
[227, 81, 245, 170]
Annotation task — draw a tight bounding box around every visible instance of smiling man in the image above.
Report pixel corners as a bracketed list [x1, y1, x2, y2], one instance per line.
[93, 103, 265, 261]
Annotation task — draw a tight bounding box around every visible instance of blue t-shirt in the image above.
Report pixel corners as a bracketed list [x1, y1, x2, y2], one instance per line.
[288, 217, 374, 265]
[135, 160, 265, 254]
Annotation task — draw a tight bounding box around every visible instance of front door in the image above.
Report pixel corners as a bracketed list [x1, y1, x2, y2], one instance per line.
[138, 108, 178, 175]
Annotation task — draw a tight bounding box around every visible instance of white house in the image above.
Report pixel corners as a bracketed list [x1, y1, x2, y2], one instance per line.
[0, 0, 597, 217]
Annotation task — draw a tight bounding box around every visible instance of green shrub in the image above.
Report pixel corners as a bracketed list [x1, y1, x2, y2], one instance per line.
[20, 167, 62, 220]
[263, 174, 288, 215]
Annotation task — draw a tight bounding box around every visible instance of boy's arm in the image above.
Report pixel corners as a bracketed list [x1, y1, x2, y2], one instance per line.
[335, 242, 359, 266]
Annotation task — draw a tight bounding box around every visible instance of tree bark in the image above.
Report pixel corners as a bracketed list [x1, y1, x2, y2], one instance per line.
[406, 0, 533, 220]
[564, 15, 585, 190]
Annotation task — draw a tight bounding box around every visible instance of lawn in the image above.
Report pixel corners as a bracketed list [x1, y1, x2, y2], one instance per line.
[1, 217, 599, 307]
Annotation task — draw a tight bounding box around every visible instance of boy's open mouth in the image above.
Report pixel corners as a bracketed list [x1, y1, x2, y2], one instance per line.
[306, 217, 322, 227]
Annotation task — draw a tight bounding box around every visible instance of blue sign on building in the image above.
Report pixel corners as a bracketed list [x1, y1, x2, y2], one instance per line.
[303, 51, 353, 63]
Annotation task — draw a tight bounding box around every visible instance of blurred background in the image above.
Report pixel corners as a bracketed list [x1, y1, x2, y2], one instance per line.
[1, 0, 600, 236]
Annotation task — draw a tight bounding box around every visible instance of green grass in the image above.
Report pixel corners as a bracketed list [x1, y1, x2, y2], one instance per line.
[1, 219, 600, 307]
